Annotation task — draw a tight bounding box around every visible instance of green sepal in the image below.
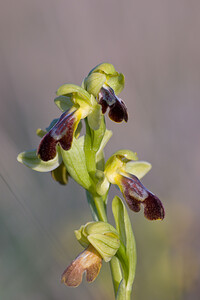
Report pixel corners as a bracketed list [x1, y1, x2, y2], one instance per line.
[88, 232, 120, 262]
[84, 221, 118, 236]
[106, 73, 125, 95]
[74, 225, 90, 248]
[83, 72, 107, 97]
[112, 196, 136, 295]
[125, 161, 152, 179]
[54, 95, 73, 112]
[88, 63, 117, 76]
[51, 162, 68, 185]
[60, 136, 93, 190]
[17, 149, 62, 172]
[56, 84, 91, 105]
[87, 104, 102, 130]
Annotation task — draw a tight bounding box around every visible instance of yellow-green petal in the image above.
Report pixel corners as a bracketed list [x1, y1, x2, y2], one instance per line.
[83, 73, 107, 97]
[125, 161, 152, 179]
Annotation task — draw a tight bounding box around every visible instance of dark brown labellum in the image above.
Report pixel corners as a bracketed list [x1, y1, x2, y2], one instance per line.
[120, 174, 165, 220]
[98, 85, 128, 123]
[37, 110, 77, 161]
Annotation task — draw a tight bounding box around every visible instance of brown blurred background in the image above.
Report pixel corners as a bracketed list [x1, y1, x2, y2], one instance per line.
[1, 0, 200, 299]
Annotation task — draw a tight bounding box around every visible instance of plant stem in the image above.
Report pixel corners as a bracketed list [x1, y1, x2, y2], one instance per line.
[84, 115, 124, 299]
[86, 192, 123, 298]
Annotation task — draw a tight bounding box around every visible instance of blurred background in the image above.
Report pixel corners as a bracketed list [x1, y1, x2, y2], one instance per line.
[1, 0, 200, 299]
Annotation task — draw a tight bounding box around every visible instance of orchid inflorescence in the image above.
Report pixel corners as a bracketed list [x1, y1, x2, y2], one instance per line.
[17, 63, 165, 300]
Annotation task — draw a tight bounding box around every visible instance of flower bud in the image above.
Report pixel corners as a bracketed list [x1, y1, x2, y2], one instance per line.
[75, 221, 120, 262]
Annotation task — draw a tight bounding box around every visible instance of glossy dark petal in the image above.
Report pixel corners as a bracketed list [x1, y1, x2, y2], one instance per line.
[98, 98, 108, 114]
[98, 85, 128, 123]
[120, 174, 165, 220]
[37, 134, 57, 161]
[143, 194, 165, 220]
[109, 98, 128, 123]
[37, 110, 77, 161]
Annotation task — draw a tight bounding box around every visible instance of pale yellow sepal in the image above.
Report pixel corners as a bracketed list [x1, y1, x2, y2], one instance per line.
[17, 149, 62, 172]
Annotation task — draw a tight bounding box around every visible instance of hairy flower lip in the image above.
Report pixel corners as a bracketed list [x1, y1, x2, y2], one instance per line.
[98, 85, 128, 123]
[119, 173, 165, 220]
[37, 109, 79, 161]
[61, 245, 102, 287]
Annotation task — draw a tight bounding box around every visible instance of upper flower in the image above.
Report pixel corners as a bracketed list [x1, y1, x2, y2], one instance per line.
[104, 150, 165, 220]
[98, 84, 128, 123]
[83, 63, 128, 123]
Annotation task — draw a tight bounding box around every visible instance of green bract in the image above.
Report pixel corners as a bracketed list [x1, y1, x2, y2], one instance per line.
[112, 196, 136, 298]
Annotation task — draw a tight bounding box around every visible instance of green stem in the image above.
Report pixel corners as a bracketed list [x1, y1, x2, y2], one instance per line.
[84, 116, 123, 299]
[93, 194, 107, 222]
[86, 192, 122, 298]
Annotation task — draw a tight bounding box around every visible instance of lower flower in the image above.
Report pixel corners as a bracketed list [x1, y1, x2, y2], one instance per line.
[61, 244, 102, 287]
